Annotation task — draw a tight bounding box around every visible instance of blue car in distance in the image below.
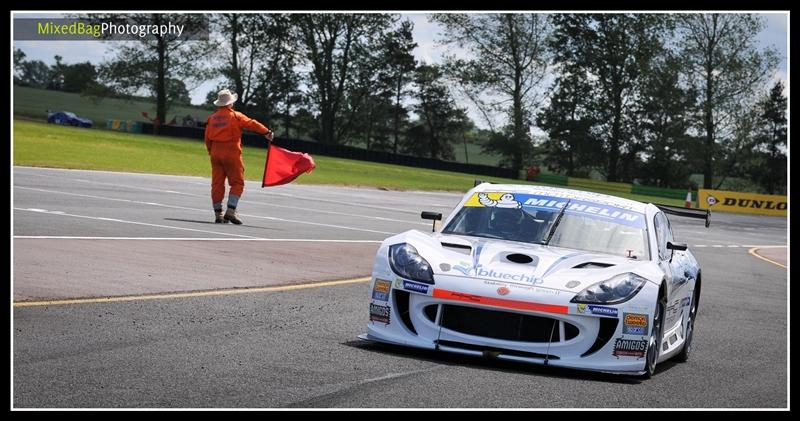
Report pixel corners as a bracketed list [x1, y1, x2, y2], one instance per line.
[47, 111, 93, 128]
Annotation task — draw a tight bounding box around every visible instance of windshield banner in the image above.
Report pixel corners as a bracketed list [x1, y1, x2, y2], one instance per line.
[464, 192, 646, 229]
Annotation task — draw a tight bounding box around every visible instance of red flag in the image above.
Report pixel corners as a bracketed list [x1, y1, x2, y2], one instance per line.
[262, 144, 316, 187]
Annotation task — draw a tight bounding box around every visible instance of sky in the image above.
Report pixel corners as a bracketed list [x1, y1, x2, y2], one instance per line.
[13, 12, 789, 127]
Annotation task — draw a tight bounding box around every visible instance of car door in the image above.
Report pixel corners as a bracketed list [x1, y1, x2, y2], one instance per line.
[654, 212, 684, 329]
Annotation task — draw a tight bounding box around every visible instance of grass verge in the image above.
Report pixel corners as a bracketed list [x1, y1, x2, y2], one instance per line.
[13, 118, 684, 206]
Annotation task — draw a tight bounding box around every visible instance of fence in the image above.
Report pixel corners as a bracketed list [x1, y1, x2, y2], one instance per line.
[115, 119, 695, 201]
[135, 123, 520, 180]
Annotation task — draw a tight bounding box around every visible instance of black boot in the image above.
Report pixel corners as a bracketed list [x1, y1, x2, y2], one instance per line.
[214, 209, 227, 223]
[224, 207, 243, 225]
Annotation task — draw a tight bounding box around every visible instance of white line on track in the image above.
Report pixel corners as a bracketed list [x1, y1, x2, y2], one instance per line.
[15, 186, 396, 235]
[16, 169, 445, 216]
[16, 179, 429, 226]
[14, 208, 261, 238]
[14, 236, 381, 242]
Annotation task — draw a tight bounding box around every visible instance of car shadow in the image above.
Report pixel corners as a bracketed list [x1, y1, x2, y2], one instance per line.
[342, 339, 656, 384]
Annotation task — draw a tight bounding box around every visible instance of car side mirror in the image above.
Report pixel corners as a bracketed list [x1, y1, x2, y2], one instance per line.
[421, 211, 442, 232]
[666, 242, 687, 263]
[667, 242, 688, 251]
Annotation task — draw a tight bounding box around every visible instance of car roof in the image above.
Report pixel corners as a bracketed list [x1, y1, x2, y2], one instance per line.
[472, 183, 649, 213]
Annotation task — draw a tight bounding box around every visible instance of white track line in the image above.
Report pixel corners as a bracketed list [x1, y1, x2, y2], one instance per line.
[14, 236, 381, 242]
[16, 169, 439, 216]
[14, 208, 262, 239]
[16, 178, 429, 225]
[15, 186, 396, 235]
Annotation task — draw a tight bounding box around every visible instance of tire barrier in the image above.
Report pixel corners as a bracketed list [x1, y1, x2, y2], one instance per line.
[106, 119, 144, 133]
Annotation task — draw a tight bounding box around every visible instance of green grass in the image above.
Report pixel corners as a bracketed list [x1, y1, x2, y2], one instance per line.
[12, 118, 685, 206]
[13, 85, 212, 126]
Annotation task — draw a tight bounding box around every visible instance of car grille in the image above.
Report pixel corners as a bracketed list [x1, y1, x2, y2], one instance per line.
[429, 304, 579, 343]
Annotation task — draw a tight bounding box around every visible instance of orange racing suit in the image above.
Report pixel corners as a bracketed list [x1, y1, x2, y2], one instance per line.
[204, 107, 270, 207]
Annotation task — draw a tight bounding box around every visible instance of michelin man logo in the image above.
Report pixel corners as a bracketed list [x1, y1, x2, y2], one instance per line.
[478, 193, 521, 209]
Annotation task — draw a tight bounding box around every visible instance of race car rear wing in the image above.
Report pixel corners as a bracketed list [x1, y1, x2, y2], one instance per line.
[655, 204, 711, 228]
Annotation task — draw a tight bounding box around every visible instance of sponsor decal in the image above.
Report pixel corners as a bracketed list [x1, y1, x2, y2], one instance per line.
[576, 304, 618, 317]
[497, 286, 510, 296]
[439, 263, 451, 272]
[465, 192, 645, 229]
[452, 261, 473, 276]
[666, 299, 680, 314]
[369, 303, 391, 324]
[477, 192, 522, 209]
[626, 304, 650, 313]
[681, 296, 691, 307]
[622, 312, 649, 335]
[698, 189, 787, 216]
[475, 265, 541, 285]
[588, 305, 618, 317]
[402, 280, 430, 294]
[612, 338, 648, 358]
[565, 280, 581, 289]
[433, 288, 569, 315]
[485, 280, 560, 296]
[371, 279, 391, 301]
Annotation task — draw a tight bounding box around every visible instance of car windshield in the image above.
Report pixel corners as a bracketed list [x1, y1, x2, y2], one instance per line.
[442, 192, 650, 259]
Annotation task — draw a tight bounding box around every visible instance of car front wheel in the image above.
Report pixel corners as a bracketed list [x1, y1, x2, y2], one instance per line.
[644, 294, 666, 378]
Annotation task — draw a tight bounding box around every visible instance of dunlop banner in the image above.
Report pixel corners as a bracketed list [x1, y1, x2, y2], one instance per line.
[698, 189, 787, 216]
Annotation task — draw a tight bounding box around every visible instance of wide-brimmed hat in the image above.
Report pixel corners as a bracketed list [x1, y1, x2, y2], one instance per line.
[213, 89, 238, 107]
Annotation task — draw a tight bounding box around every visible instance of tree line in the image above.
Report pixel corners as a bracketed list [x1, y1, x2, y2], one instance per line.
[13, 13, 787, 194]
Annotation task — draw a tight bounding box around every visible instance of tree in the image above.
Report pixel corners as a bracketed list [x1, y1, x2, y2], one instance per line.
[292, 14, 395, 144]
[47, 55, 65, 90]
[16, 58, 51, 89]
[212, 13, 300, 121]
[167, 78, 192, 105]
[95, 14, 211, 130]
[434, 14, 551, 171]
[678, 14, 779, 189]
[549, 14, 669, 182]
[536, 72, 602, 177]
[61, 62, 98, 93]
[740, 81, 787, 194]
[403, 65, 471, 160]
[381, 20, 417, 153]
[13, 48, 26, 83]
[635, 53, 697, 187]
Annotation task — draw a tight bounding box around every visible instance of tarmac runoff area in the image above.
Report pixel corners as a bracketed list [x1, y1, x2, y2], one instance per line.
[13, 166, 788, 408]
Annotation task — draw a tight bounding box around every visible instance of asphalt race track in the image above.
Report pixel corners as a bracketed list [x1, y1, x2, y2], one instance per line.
[13, 167, 788, 408]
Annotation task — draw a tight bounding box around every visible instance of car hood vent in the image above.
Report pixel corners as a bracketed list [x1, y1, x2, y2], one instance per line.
[572, 262, 615, 269]
[441, 242, 472, 254]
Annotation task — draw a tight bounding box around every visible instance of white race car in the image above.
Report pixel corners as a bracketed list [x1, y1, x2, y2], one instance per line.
[360, 182, 709, 377]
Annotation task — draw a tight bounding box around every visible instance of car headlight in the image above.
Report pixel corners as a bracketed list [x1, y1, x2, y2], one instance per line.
[570, 273, 647, 304]
[388, 243, 434, 284]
